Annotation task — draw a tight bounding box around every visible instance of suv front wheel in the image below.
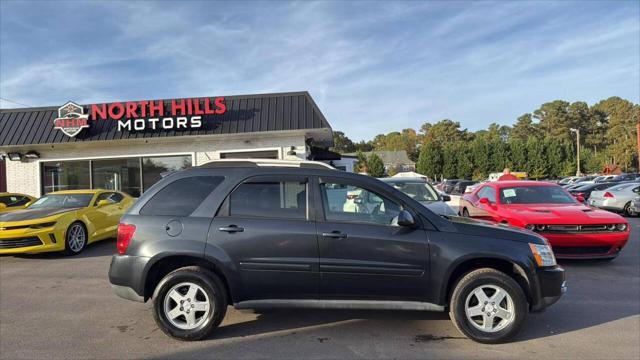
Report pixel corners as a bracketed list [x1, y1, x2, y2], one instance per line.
[152, 266, 228, 341]
[449, 268, 527, 343]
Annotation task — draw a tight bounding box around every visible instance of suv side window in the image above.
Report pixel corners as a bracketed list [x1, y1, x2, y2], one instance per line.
[320, 181, 401, 226]
[477, 186, 496, 203]
[140, 176, 224, 216]
[229, 180, 306, 219]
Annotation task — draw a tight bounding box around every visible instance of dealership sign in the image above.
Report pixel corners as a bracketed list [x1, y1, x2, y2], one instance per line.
[53, 97, 227, 137]
[54, 101, 90, 137]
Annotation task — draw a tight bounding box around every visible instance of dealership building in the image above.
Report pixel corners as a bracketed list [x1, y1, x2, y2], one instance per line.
[0, 91, 340, 197]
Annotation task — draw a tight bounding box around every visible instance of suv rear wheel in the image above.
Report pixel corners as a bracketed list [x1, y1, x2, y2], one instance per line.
[449, 268, 527, 343]
[152, 266, 227, 341]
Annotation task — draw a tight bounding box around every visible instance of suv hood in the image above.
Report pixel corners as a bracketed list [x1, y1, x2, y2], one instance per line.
[447, 216, 546, 244]
[500, 203, 625, 224]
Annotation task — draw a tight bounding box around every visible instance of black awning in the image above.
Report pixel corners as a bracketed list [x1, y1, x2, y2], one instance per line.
[308, 147, 342, 161]
[0, 91, 332, 147]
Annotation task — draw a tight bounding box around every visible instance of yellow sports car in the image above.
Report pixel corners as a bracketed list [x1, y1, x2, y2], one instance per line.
[0, 192, 36, 213]
[0, 190, 134, 255]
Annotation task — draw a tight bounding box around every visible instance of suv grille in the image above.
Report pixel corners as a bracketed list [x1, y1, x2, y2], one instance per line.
[553, 246, 611, 255]
[0, 237, 43, 249]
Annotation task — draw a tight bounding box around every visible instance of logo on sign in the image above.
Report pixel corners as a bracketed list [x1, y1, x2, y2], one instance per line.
[53, 101, 89, 137]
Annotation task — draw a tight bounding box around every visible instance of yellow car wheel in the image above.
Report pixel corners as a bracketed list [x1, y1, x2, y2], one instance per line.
[64, 222, 87, 256]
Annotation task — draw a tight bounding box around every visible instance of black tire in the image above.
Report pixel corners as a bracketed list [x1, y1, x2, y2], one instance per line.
[462, 208, 470, 217]
[64, 222, 87, 256]
[449, 268, 528, 344]
[152, 266, 227, 341]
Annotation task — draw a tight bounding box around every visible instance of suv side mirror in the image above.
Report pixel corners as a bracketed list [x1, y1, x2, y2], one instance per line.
[396, 210, 416, 227]
[441, 194, 451, 202]
[479, 197, 491, 205]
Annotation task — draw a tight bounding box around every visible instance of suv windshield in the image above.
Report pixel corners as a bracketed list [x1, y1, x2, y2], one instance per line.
[386, 181, 439, 201]
[499, 186, 576, 204]
[28, 194, 93, 209]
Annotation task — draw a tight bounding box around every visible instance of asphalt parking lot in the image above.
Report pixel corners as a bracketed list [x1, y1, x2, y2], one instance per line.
[1, 219, 638, 360]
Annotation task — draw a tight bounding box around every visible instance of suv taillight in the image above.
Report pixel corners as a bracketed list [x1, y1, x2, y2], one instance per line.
[117, 223, 136, 255]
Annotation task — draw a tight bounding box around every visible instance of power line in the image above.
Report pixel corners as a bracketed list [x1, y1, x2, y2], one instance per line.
[0, 97, 32, 107]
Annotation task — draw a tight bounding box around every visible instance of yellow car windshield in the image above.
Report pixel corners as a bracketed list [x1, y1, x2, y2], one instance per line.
[29, 194, 93, 209]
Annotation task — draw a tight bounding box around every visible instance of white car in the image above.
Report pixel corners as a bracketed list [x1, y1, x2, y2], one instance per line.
[589, 182, 640, 216]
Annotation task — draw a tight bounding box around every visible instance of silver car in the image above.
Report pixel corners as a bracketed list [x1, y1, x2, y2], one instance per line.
[589, 182, 640, 216]
[630, 197, 640, 216]
[380, 178, 457, 216]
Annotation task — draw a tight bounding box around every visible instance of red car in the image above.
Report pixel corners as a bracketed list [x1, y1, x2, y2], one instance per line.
[459, 181, 630, 259]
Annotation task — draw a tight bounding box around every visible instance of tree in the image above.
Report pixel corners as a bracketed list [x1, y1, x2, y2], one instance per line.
[471, 137, 490, 180]
[331, 131, 355, 153]
[367, 153, 385, 178]
[442, 142, 458, 179]
[508, 139, 527, 171]
[593, 97, 639, 171]
[511, 114, 539, 141]
[416, 141, 442, 180]
[544, 137, 564, 178]
[455, 142, 473, 179]
[355, 150, 368, 173]
[420, 119, 467, 144]
[489, 139, 509, 173]
[526, 137, 548, 179]
[561, 141, 577, 176]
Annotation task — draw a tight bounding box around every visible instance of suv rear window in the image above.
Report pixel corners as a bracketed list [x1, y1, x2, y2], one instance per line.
[140, 176, 224, 216]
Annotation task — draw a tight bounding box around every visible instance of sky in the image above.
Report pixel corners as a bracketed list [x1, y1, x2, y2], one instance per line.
[1, 0, 638, 141]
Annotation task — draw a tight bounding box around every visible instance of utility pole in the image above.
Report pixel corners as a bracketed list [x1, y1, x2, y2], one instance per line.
[570, 128, 580, 176]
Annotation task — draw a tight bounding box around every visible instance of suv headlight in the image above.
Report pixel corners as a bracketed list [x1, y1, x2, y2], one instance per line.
[529, 243, 557, 267]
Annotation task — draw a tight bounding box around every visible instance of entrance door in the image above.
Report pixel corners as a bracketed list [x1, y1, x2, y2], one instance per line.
[208, 175, 318, 301]
[316, 177, 430, 301]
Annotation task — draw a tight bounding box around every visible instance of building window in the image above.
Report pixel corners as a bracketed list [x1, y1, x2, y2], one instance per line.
[92, 158, 142, 198]
[41, 161, 91, 194]
[40, 155, 192, 197]
[142, 156, 192, 192]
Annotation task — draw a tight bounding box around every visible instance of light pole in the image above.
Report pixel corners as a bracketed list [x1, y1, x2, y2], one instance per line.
[570, 128, 580, 176]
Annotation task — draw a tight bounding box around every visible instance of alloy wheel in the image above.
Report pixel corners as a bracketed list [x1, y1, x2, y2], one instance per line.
[67, 224, 86, 253]
[163, 282, 212, 330]
[464, 284, 515, 333]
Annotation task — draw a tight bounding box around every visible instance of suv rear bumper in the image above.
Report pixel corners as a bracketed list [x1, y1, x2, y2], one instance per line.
[530, 265, 566, 312]
[108, 255, 149, 303]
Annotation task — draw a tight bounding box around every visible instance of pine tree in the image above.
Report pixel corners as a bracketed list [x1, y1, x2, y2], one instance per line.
[442, 142, 458, 179]
[526, 137, 548, 179]
[417, 142, 442, 180]
[367, 153, 385, 178]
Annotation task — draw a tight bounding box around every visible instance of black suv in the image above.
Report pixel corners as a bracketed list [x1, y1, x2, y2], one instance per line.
[109, 160, 565, 343]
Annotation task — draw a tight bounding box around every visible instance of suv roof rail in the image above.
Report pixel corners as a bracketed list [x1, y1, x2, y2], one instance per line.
[198, 159, 336, 170]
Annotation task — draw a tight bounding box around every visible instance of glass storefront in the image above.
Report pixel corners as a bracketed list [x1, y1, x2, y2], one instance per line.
[42, 161, 91, 194]
[40, 155, 192, 197]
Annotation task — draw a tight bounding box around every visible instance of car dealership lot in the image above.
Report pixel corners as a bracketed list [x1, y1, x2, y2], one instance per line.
[1, 219, 638, 359]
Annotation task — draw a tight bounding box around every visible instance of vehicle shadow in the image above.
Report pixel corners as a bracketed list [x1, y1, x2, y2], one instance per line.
[8, 238, 116, 260]
[212, 308, 451, 340]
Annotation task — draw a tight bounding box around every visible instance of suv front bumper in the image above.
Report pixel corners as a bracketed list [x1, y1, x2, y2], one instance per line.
[531, 265, 566, 312]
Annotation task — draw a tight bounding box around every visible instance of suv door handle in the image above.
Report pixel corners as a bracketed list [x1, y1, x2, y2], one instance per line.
[322, 231, 347, 239]
[219, 225, 244, 233]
